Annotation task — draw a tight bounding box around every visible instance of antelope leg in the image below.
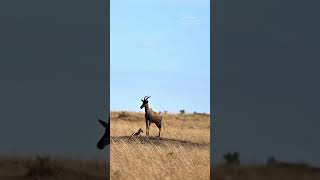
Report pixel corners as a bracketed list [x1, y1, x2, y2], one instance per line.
[146, 120, 148, 136]
[156, 123, 161, 137]
[148, 121, 152, 136]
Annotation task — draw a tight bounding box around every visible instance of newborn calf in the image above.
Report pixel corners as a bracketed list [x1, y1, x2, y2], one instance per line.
[132, 128, 144, 136]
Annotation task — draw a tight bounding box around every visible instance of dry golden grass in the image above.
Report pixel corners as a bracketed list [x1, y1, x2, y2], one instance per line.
[110, 111, 210, 180]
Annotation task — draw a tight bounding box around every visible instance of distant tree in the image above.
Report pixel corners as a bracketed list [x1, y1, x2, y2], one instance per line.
[193, 111, 197, 114]
[180, 109, 185, 115]
[223, 152, 240, 165]
[164, 110, 168, 115]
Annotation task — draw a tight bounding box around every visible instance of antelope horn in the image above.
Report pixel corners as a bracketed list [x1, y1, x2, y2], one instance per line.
[144, 96, 151, 100]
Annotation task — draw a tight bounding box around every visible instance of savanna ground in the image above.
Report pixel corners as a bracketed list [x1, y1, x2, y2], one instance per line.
[110, 111, 211, 180]
[2, 111, 319, 180]
[0, 155, 108, 180]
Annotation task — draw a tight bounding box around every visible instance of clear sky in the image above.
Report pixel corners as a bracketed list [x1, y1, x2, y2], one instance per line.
[110, 0, 210, 113]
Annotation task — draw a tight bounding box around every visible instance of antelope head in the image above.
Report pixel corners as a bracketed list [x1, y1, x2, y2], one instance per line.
[140, 96, 151, 109]
[97, 117, 110, 150]
[138, 128, 144, 133]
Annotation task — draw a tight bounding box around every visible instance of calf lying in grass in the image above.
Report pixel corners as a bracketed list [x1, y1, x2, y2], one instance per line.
[132, 128, 144, 136]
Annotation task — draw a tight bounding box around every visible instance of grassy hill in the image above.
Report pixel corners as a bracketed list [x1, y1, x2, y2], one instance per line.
[110, 111, 211, 180]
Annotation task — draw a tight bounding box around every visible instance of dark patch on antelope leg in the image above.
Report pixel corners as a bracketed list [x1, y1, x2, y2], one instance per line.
[148, 121, 152, 136]
[146, 120, 149, 136]
[156, 123, 161, 137]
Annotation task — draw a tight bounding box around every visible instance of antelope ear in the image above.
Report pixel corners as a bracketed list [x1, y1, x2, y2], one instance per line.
[98, 119, 108, 128]
[141, 99, 144, 102]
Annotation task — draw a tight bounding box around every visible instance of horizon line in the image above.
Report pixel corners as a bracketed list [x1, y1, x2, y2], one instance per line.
[109, 109, 210, 114]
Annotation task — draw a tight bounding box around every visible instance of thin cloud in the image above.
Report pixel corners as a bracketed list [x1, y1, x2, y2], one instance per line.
[180, 16, 201, 25]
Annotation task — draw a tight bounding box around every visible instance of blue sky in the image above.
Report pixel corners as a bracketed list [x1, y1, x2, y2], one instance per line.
[110, 0, 210, 113]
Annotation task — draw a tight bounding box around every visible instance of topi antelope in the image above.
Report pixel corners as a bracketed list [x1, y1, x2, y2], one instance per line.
[97, 117, 110, 150]
[140, 96, 163, 137]
[132, 128, 144, 136]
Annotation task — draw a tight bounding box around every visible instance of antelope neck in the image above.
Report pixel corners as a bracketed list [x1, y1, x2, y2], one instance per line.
[144, 104, 149, 113]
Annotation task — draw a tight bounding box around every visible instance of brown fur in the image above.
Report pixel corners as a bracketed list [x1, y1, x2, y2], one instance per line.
[140, 96, 162, 137]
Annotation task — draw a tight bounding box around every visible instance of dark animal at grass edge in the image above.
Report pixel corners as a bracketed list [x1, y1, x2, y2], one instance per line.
[97, 117, 110, 150]
[140, 96, 163, 137]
